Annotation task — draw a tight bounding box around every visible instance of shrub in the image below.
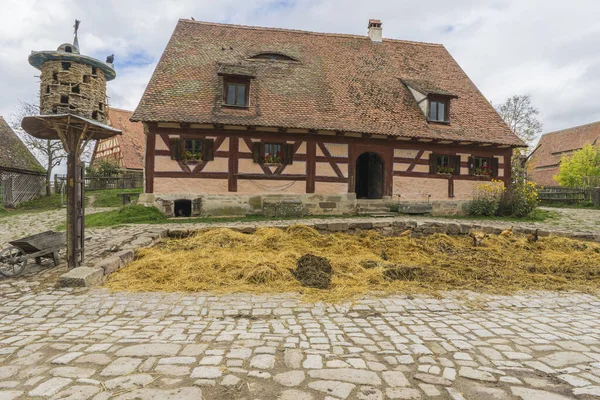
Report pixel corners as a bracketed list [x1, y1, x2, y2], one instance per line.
[468, 180, 505, 216]
[498, 181, 540, 217]
[87, 159, 121, 178]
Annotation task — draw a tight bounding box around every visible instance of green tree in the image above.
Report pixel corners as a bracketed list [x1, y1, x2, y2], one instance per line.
[555, 144, 600, 187]
[87, 159, 121, 178]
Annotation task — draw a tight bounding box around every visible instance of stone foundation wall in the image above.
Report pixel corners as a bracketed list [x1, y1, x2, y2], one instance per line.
[139, 193, 468, 217]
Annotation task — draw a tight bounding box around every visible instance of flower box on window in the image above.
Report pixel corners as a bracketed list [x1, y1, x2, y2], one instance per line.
[474, 166, 492, 177]
[181, 150, 203, 165]
[436, 166, 454, 175]
[260, 152, 284, 166]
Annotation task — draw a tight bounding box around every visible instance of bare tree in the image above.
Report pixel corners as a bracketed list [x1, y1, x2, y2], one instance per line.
[494, 94, 543, 150]
[9, 100, 96, 196]
[494, 94, 543, 183]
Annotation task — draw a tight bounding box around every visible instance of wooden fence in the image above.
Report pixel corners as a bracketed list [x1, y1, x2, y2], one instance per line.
[0, 170, 45, 208]
[54, 172, 143, 193]
[538, 186, 593, 204]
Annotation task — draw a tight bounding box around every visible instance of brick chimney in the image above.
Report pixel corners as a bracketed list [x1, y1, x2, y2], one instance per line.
[368, 19, 382, 43]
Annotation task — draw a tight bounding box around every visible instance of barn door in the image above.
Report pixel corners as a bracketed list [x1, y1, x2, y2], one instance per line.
[369, 153, 384, 199]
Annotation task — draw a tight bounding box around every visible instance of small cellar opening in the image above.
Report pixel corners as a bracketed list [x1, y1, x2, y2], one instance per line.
[60, 95, 69, 104]
[61, 62, 71, 71]
[174, 200, 192, 217]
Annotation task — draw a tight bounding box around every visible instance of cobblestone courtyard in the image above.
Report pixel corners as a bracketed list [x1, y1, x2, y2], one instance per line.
[1, 208, 600, 399]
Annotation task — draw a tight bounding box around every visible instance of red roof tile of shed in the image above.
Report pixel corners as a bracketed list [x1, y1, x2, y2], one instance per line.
[132, 20, 523, 147]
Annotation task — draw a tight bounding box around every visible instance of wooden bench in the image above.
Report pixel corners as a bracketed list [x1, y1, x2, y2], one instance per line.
[116, 192, 140, 205]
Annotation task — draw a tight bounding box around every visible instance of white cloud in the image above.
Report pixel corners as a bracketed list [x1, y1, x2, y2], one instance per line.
[1, 0, 599, 140]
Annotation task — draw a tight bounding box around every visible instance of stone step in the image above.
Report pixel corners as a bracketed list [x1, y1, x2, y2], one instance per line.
[358, 212, 398, 217]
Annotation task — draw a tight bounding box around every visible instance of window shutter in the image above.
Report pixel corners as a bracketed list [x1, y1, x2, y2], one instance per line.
[170, 138, 181, 160]
[452, 155, 461, 175]
[192, 198, 201, 216]
[491, 157, 499, 177]
[429, 153, 436, 174]
[252, 142, 261, 163]
[203, 139, 215, 161]
[468, 157, 475, 175]
[284, 143, 294, 165]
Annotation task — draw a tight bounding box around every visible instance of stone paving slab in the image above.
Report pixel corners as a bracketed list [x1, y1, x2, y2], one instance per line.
[0, 278, 599, 399]
[2, 208, 600, 398]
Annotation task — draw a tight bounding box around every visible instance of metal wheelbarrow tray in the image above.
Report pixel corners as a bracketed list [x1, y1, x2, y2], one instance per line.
[0, 230, 66, 277]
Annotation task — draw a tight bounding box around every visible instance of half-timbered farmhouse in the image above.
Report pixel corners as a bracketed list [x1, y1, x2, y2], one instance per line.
[132, 19, 524, 217]
[91, 108, 144, 172]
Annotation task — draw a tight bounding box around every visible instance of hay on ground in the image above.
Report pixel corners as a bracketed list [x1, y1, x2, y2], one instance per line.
[104, 225, 600, 301]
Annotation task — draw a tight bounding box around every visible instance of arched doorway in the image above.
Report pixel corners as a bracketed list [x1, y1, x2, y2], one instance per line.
[355, 152, 384, 199]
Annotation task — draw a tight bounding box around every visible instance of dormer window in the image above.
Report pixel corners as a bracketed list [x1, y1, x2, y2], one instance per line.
[401, 80, 457, 124]
[428, 97, 449, 123]
[224, 77, 249, 107]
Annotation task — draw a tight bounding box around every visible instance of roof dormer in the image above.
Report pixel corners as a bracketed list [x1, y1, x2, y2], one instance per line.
[401, 79, 458, 124]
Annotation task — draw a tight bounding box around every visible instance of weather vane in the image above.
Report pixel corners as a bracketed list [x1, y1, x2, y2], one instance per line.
[73, 19, 81, 48]
[74, 19, 80, 37]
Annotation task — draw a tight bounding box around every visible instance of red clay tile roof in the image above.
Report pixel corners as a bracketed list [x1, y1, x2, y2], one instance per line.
[0, 116, 45, 174]
[529, 120, 600, 186]
[132, 20, 523, 147]
[107, 108, 144, 170]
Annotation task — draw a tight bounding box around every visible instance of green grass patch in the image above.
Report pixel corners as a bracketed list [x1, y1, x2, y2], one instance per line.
[78, 205, 372, 228]
[88, 188, 142, 208]
[0, 193, 64, 218]
[83, 205, 167, 228]
[0, 188, 143, 218]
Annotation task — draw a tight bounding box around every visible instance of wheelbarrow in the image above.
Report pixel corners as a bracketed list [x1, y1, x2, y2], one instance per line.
[0, 231, 66, 277]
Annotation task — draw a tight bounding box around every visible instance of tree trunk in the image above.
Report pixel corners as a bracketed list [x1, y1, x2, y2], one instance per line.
[46, 142, 53, 196]
[46, 167, 52, 196]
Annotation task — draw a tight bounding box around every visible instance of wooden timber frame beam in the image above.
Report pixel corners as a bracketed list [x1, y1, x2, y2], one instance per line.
[146, 124, 516, 191]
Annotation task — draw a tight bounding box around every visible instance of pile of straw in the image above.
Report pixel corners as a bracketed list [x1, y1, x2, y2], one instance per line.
[104, 225, 600, 301]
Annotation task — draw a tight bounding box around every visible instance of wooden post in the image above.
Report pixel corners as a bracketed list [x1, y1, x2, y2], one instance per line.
[504, 151, 513, 187]
[66, 151, 78, 268]
[228, 136, 238, 192]
[65, 130, 85, 270]
[306, 141, 316, 193]
[145, 125, 156, 193]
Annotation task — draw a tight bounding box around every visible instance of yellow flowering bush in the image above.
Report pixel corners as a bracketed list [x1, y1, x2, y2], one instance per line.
[498, 180, 540, 217]
[468, 180, 505, 216]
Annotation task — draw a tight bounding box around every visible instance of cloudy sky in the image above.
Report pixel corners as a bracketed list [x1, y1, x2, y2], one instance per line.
[2, 0, 599, 145]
